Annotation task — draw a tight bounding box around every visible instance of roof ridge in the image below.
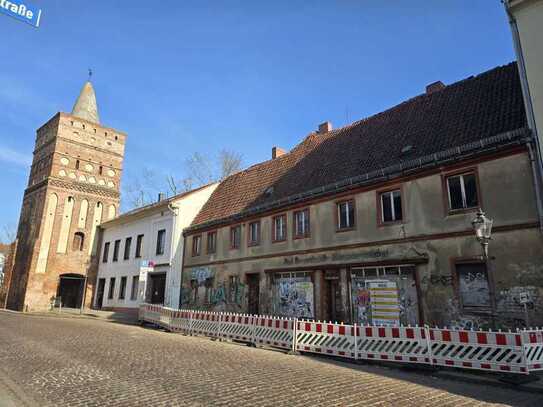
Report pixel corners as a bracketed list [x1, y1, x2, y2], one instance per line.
[321, 61, 518, 139]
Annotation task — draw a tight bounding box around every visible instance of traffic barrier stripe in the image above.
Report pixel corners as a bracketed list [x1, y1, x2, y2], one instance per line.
[139, 304, 543, 375]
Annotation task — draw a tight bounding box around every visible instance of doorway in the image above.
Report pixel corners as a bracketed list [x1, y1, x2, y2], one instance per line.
[58, 274, 85, 308]
[95, 278, 106, 309]
[149, 273, 166, 304]
[247, 274, 260, 315]
[324, 271, 343, 323]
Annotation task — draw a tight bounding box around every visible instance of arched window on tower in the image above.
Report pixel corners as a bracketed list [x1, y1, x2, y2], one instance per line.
[73, 232, 85, 251]
[75, 160, 80, 170]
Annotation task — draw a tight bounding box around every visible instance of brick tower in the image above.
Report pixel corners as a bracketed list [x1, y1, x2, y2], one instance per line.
[6, 81, 126, 311]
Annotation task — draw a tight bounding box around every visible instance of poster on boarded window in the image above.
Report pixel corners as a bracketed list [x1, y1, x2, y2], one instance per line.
[274, 276, 314, 318]
[367, 280, 400, 326]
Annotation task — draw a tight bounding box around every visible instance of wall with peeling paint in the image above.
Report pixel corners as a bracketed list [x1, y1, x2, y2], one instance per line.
[184, 153, 543, 328]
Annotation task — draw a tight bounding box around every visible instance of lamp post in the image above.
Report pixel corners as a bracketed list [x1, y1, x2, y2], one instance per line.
[471, 209, 493, 259]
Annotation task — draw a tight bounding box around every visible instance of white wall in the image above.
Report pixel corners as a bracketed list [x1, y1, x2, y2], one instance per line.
[95, 183, 217, 310]
[509, 0, 543, 157]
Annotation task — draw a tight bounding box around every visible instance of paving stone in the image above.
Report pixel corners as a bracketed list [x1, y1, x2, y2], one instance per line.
[0, 312, 542, 406]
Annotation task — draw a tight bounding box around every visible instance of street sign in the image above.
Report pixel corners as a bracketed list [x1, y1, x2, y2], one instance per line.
[0, 0, 42, 27]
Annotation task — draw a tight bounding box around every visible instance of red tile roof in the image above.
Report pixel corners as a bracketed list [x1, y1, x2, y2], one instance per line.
[190, 62, 527, 230]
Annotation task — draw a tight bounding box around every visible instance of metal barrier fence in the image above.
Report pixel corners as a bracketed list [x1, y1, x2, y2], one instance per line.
[139, 304, 543, 375]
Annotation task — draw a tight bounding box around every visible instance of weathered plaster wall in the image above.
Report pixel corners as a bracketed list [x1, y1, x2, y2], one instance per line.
[183, 152, 543, 328]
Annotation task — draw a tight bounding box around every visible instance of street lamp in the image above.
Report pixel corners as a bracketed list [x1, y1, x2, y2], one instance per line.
[471, 209, 493, 259]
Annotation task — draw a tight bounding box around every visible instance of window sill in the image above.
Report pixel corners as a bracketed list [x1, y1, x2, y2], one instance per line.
[247, 242, 260, 247]
[272, 238, 287, 244]
[293, 234, 310, 240]
[447, 207, 479, 216]
[336, 227, 356, 233]
[378, 220, 404, 228]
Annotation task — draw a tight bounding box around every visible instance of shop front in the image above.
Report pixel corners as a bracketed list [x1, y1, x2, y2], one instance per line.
[350, 264, 420, 326]
[266, 261, 422, 325]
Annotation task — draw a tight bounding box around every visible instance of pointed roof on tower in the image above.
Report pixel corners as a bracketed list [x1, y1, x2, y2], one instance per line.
[71, 81, 100, 124]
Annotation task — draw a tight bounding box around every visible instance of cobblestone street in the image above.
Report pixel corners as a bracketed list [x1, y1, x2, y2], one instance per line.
[0, 311, 542, 406]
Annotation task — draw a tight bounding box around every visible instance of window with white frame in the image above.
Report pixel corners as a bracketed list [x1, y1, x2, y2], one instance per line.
[380, 189, 403, 223]
[273, 214, 287, 242]
[337, 200, 355, 229]
[446, 172, 479, 211]
[192, 235, 201, 256]
[294, 209, 310, 237]
[248, 221, 260, 246]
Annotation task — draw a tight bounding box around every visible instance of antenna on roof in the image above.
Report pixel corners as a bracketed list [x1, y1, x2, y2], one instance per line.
[88, 68, 93, 82]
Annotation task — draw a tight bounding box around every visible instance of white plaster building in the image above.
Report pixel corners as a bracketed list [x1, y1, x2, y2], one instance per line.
[94, 184, 217, 312]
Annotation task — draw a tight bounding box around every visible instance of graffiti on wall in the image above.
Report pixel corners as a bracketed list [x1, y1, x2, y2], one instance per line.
[191, 267, 214, 285]
[274, 278, 314, 318]
[421, 275, 453, 286]
[182, 276, 246, 310]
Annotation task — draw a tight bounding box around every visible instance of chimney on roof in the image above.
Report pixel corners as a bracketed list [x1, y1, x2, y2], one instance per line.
[318, 121, 332, 134]
[426, 81, 445, 95]
[158, 192, 166, 202]
[272, 146, 286, 159]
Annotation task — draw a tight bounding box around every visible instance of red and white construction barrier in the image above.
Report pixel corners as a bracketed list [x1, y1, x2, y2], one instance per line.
[170, 310, 192, 334]
[357, 326, 430, 365]
[521, 330, 543, 372]
[191, 311, 221, 338]
[429, 328, 526, 373]
[253, 316, 295, 351]
[295, 321, 356, 358]
[138, 304, 543, 375]
[219, 313, 255, 342]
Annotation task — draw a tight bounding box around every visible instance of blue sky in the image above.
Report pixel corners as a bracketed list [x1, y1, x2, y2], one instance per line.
[0, 0, 515, 237]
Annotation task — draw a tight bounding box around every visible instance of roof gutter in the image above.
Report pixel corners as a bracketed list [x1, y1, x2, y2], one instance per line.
[504, 0, 543, 233]
[185, 128, 532, 235]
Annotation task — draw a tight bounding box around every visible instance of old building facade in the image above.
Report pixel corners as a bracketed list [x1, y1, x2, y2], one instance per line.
[182, 63, 543, 330]
[6, 81, 126, 311]
[94, 184, 217, 313]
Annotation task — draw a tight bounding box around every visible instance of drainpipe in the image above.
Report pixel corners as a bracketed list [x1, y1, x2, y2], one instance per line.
[166, 202, 178, 307]
[504, 0, 543, 232]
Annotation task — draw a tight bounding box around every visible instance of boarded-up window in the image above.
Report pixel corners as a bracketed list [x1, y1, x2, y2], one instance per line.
[351, 266, 419, 326]
[272, 272, 314, 318]
[456, 263, 491, 311]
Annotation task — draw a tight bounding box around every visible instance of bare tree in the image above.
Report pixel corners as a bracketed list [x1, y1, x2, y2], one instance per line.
[218, 149, 243, 180]
[2, 223, 16, 243]
[186, 152, 215, 185]
[124, 167, 161, 209]
[122, 150, 242, 211]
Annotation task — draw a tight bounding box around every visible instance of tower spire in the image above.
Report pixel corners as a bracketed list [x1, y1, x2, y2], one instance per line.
[71, 76, 100, 124]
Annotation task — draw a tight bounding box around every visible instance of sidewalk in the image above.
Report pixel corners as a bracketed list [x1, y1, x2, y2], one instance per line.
[0, 307, 139, 325]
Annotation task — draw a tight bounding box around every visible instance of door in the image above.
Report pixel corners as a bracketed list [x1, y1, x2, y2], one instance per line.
[95, 278, 106, 309]
[247, 274, 260, 315]
[149, 273, 166, 304]
[58, 274, 85, 308]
